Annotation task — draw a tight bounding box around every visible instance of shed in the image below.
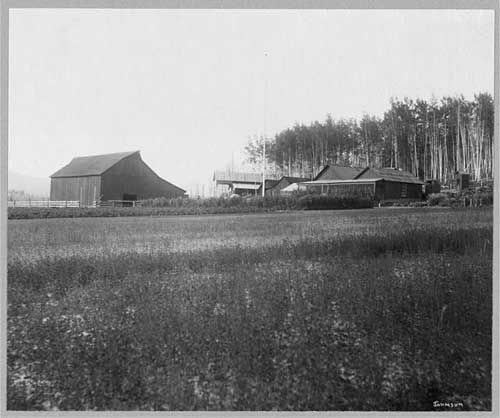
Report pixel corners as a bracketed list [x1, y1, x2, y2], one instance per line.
[455, 172, 470, 191]
[213, 171, 279, 196]
[270, 176, 310, 196]
[257, 179, 280, 196]
[50, 151, 186, 205]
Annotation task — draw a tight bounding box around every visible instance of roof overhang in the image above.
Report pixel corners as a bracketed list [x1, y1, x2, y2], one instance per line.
[233, 183, 261, 190]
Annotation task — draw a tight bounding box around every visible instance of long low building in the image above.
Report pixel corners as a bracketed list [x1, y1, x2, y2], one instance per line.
[50, 151, 186, 205]
[283, 166, 424, 200]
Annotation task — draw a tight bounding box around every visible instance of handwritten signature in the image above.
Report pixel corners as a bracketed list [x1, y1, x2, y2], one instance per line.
[433, 400, 464, 409]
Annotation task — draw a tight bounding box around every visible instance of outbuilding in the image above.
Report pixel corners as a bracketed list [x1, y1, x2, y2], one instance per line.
[297, 166, 424, 201]
[269, 176, 310, 196]
[213, 171, 279, 196]
[50, 151, 186, 205]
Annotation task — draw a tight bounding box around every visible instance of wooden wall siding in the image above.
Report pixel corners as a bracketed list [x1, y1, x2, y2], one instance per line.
[375, 182, 385, 201]
[301, 181, 422, 201]
[101, 153, 185, 200]
[380, 181, 422, 200]
[323, 183, 375, 197]
[305, 183, 376, 197]
[50, 176, 101, 206]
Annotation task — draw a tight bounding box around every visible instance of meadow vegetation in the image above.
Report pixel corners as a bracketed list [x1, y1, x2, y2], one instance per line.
[7, 208, 492, 411]
[8, 193, 374, 220]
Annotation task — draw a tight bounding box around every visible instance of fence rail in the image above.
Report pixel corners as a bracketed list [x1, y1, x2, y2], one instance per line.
[8, 200, 89, 208]
[8, 200, 143, 208]
[98, 200, 141, 207]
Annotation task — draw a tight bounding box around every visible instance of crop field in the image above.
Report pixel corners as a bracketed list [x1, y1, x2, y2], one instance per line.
[7, 207, 493, 411]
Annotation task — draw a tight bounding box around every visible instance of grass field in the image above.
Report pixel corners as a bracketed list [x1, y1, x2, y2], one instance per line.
[7, 207, 493, 411]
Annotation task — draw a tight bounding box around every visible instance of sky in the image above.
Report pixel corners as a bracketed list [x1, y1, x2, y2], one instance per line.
[8, 9, 494, 193]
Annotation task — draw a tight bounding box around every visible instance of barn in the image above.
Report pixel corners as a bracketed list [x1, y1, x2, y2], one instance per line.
[50, 151, 186, 205]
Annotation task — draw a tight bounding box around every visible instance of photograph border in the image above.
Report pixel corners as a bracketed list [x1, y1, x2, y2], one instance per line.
[1, 1, 498, 417]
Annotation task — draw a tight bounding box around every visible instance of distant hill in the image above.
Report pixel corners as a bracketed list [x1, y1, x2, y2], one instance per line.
[8, 171, 50, 198]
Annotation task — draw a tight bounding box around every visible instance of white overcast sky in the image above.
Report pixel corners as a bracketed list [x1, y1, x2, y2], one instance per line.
[8, 9, 494, 190]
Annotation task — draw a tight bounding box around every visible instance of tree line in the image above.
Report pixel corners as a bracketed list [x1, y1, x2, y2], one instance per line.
[245, 93, 494, 184]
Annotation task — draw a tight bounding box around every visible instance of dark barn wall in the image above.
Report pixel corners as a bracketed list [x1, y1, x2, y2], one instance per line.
[101, 154, 185, 200]
[50, 176, 101, 206]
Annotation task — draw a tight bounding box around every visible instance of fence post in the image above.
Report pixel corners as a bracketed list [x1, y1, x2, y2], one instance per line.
[47, 199, 50, 208]
[65, 200, 67, 208]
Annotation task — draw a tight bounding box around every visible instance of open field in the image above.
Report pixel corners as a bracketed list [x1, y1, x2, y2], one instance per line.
[7, 207, 493, 411]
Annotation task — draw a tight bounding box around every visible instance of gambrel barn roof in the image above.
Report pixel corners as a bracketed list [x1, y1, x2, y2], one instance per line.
[51, 151, 140, 178]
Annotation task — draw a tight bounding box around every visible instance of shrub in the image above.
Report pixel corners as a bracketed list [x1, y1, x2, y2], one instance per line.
[428, 193, 450, 206]
[296, 194, 374, 210]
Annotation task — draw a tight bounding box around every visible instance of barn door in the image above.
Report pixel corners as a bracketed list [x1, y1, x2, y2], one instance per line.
[122, 193, 137, 206]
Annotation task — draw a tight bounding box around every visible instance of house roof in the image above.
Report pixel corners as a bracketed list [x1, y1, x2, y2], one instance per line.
[301, 179, 383, 185]
[268, 176, 310, 190]
[281, 176, 311, 183]
[355, 167, 424, 184]
[51, 151, 139, 178]
[258, 179, 280, 191]
[314, 165, 364, 181]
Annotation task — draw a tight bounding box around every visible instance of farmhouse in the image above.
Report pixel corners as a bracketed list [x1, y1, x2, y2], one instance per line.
[50, 151, 186, 205]
[297, 166, 424, 200]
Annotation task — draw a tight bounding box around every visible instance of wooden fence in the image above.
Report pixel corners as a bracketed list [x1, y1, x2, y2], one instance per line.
[8, 200, 141, 208]
[98, 200, 142, 207]
[8, 200, 91, 208]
